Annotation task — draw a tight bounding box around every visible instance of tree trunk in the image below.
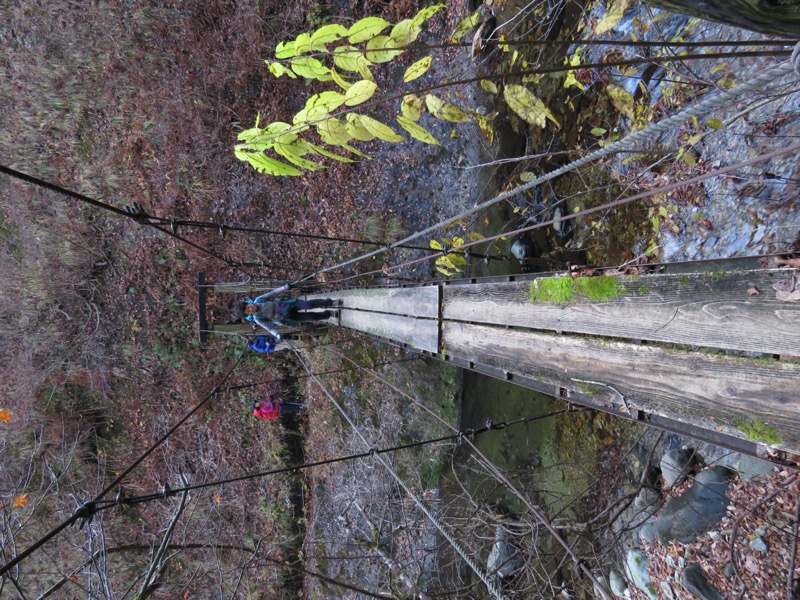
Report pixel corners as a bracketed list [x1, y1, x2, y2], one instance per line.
[643, 0, 800, 36]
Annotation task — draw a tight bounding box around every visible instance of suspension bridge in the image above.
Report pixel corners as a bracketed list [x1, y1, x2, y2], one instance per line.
[201, 256, 800, 465]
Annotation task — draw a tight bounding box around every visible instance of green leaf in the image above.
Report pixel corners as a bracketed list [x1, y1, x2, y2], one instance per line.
[425, 94, 469, 123]
[344, 79, 378, 106]
[706, 118, 724, 130]
[480, 79, 498, 94]
[267, 61, 297, 78]
[330, 68, 353, 91]
[273, 140, 324, 171]
[594, 0, 632, 35]
[396, 115, 440, 145]
[390, 19, 422, 47]
[358, 115, 404, 142]
[294, 33, 312, 55]
[365, 35, 403, 63]
[403, 55, 432, 82]
[275, 41, 297, 59]
[504, 85, 560, 129]
[306, 142, 356, 162]
[411, 3, 446, 28]
[401, 94, 424, 121]
[264, 121, 298, 145]
[310, 24, 348, 51]
[451, 10, 481, 42]
[519, 171, 537, 182]
[605, 83, 636, 120]
[306, 91, 346, 112]
[316, 118, 353, 146]
[290, 57, 331, 80]
[235, 150, 302, 176]
[429, 239, 443, 250]
[333, 46, 363, 72]
[348, 16, 390, 44]
[345, 114, 377, 141]
[590, 127, 607, 135]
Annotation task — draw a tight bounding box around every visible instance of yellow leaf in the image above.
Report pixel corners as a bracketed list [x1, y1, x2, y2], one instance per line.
[401, 94, 424, 121]
[411, 4, 446, 28]
[310, 23, 348, 51]
[430, 239, 443, 250]
[390, 19, 422, 47]
[403, 55, 432, 83]
[563, 49, 585, 91]
[480, 79, 498, 95]
[365, 35, 403, 63]
[503, 84, 560, 129]
[396, 116, 440, 145]
[469, 109, 496, 144]
[425, 94, 469, 122]
[594, 0, 633, 35]
[290, 56, 330, 80]
[267, 61, 297, 79]
[316, 118, 353, 146]
[0, 409, 10, 423]
[605, 83, 636, 120]
[344, 80, 378, 106]
[358, 115, 404, 142]
[305, 91, 346, 112]
[345, 114, 377, 141]
[348, 16, 390, 44]
[13, 494, 29, 508]
[330, 68, 353, 91]
[451, 10, 481, 42]
[294, 33, 312, 55]
[333, 46, 363, 72]
[275, 41, 296, 59]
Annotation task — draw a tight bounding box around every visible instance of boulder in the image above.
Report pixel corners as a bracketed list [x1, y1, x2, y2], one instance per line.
[625, 549, 658, 600]
[661, 447, 699, 488]
[682, 563, 725, 600]
[654, 466, 734, 544]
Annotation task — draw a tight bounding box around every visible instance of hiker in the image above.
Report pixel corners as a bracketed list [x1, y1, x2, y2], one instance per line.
[247, 335, 276, 354]
[251, 395, 307, 420]
[233, 284, 338, 339]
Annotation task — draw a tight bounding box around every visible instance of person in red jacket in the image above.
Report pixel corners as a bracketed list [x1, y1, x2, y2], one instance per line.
[251, 395, 306, 420]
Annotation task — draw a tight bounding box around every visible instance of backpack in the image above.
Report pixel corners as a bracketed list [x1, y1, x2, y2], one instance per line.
[248, 335, 276, 353]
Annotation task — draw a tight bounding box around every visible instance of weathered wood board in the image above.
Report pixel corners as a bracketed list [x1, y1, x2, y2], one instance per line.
[443, 269, 800, 356]
[443, 321, 800, 451]
[341, 310, 439, 353]
[315, 286, 440, 318]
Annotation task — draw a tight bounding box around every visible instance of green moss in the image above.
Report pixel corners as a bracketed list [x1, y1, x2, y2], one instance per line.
[735, 418, 782, 445]
[711, 270, 725, 283]
[574, 276, 623, 302]
[637, 284, 650, 296]
[679, 275, 690, 286]
[528, 277, 576, 303]
[528, 276, 623, 304]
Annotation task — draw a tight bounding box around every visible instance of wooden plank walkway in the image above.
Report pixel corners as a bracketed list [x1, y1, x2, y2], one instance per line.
[325, 267, 800, 456]
[443, 269, 800, 356]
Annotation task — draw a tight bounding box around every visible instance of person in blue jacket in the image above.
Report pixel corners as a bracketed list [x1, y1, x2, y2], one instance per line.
[234, 284, 337, 339]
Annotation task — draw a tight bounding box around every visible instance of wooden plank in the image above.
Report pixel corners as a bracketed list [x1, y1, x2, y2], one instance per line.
[341, 310, 439, 353]
[318, 286, 440, 318]
[443, 269, 800, 355]
[442, 321, 800, 452]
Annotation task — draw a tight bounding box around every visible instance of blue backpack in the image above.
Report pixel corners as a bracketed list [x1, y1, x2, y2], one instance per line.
[248, 335, 276, 353]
